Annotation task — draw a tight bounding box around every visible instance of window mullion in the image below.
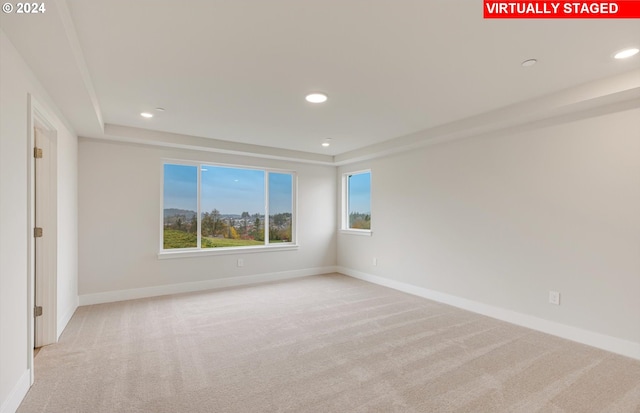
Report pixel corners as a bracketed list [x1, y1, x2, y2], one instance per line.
[197, 164, 202, 249]
[264, 171, 270, 245]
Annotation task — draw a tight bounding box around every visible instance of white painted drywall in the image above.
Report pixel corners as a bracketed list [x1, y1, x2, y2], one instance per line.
[338, 108, 640, 347]
[0, 30, 78, 413]
[77, 140, 336, 298]
[56, 120, 79, 337]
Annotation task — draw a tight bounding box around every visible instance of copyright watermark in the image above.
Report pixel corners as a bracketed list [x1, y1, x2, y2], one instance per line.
[2, 2, 46, 13]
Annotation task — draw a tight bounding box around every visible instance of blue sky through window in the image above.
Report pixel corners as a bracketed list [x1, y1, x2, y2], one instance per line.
[269, 173, 293, 214]
[164, 164, 293, 215]
[202, 166, 264, 215]
[348, 172, 371, 214]
[163, 164, 197, 211]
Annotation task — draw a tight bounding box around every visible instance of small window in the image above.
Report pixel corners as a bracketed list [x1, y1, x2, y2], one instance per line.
[343, 170, 371, 231]
[162, 162, 296, 252]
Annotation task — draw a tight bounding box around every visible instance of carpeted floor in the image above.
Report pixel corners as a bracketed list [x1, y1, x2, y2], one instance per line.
[18, 274, 640, 412]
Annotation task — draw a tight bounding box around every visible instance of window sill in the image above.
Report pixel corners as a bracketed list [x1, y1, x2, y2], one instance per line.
[158, 244, 299, 259]
[339, 229, 373, 236]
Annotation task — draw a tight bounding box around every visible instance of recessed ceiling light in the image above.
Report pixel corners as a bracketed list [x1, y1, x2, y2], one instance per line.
[140, 112, 153, 118]
[613, 48, 639, 59]
[322, 142, 330, 147]
[305, 93, 328, 103]
[521, 59, 537, 67]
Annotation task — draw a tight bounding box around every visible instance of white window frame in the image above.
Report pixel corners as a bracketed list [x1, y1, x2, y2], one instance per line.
[340, 169, 372, 236]
[159, 159, 298, 258]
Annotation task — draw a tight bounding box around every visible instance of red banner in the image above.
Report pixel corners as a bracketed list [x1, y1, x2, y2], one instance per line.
[484, 1, 640, 18]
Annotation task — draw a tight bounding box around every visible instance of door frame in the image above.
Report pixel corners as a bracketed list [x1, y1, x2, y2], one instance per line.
[27, 94, 59, 384]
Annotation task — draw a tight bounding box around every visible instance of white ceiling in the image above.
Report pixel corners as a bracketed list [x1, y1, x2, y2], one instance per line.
[1, 0, 639, 161]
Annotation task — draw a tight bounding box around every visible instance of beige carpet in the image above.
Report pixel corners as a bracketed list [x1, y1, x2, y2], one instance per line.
[18, 274, 640, 413]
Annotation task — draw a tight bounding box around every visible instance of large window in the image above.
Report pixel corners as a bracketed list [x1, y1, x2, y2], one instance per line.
[343, 170, 371, 231]
[162, 162, 295, 251]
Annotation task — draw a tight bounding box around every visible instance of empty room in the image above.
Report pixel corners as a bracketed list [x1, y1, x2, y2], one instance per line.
[1, 1, 639, 412]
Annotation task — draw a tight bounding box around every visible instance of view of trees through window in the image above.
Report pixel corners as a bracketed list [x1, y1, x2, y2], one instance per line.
[163, 163, 294, 249]
[347, 171, 371, 230]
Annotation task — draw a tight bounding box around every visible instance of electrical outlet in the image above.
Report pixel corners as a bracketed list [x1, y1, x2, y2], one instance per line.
[372, 257, 377, 266]
[549, 291, 560, 305]
[237, 258, 244, 267]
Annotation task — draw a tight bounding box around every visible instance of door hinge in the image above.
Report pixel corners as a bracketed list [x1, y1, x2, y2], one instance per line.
[34, 306, 43, 317]
[34, 227, 43, 238]
[34, 147, 43, 159]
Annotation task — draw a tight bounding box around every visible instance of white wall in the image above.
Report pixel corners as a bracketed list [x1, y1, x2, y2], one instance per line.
[0, 30, 78, 413]
[78, 140, 336, 301]
[338, 108, 640, 355]
[56, 122, 79, 336]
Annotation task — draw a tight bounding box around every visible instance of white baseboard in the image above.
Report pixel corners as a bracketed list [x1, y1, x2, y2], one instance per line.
[0, 369, 30, 413]
[57, 297, 79, 340]
[338, 266, 640, 361]
[79, 266, 337, 306]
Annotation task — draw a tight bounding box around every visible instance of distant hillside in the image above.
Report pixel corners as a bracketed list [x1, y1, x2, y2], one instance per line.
[164, 209, 196, 219]
[164, 209, 266, 220]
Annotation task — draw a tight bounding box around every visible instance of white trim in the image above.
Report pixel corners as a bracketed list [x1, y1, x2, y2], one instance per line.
[27, 95, 61, 385]
[291, 172, 299, 244]
[79, 266, 337, 306]
[197, 163, 202, 249]
[27, 97, 36, 386]
[338, 266, 640, 361]
[264, 171, 270, 242]
[339, 229, 373, 236]
[158, 244, 299, 259]
[0, 369, 30, 413]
